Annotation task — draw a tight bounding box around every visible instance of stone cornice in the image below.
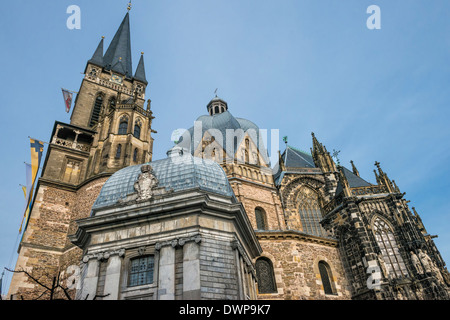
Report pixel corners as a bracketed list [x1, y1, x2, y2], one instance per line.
[256, 230, 338, 247]
[71, 190, 262, 257]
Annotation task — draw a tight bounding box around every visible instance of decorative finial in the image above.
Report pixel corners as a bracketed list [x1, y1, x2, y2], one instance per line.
[283, 136, 288, 145]
[214, 88, 218, 97]
[332, 149, 341, 166]
[127, 1, 132, 11]
[101, 36, 105, 39]
[141, 51, 144, 55]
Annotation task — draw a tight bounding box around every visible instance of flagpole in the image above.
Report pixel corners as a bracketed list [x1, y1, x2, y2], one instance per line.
[61, 88, 78, 94]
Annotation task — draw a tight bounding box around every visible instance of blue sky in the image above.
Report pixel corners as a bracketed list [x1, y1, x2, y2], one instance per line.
[1, 0, 449, 294]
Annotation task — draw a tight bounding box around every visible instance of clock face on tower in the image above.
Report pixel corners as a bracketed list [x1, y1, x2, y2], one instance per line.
[110, 74, 123, 85]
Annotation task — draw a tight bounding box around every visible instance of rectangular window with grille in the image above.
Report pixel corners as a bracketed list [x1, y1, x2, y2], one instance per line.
[129, 256, 155, 287]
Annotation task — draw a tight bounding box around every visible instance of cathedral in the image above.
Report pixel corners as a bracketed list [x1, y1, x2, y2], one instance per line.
[7, 10, 450, 301]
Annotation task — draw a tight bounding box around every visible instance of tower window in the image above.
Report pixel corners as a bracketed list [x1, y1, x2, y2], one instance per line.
[255, 208, 267, 230]
[318, 261, 335, 295]
[255, 258, 277, 294]
[134, 123, 141, 139]
[89, 95, 103, 127]
[118, 117, 128, 135]
[129, 255, 155, 287]
[115, 144, 122, 159]
[133, 148, 138, 162]
[214, 106, 219, 114]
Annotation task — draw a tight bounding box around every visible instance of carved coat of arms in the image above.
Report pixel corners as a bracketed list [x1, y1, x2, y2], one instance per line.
[134, 165, 159, 201]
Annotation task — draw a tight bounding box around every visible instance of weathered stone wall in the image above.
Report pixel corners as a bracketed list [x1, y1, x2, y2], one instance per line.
[199, 235, 239, 300]
[8, 176, 109, 300]
[257, 238, 352, 300]
[230, 180, 285, 231]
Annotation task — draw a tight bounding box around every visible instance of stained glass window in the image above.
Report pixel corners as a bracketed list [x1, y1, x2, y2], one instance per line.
[297, 187, 327, 237]
[129, 256, 155, 287]
[373, 217, 408, 279]
[118, 117, 128, 135]
[256, 258, 277, 294]
[134, 123, 141, 139]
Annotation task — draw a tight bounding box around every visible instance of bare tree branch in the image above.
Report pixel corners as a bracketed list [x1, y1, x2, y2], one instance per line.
[5, 268, 52, 291]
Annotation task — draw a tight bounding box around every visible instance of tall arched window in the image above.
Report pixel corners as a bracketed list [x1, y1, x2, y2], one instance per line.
[255, 207, 267, 230]
[373, 217, 409, 278]
[118, 117, 128, 135]
[255, 258, 277, 294]
[133, 148, 138, 162]
[89, 95, 103, 127]
[129, 255, 155, 287]
[318, 261, 335, 295]
[133, 123, 141, 139]
[115, 144, 122, 159]
[297, 186, 327, 237]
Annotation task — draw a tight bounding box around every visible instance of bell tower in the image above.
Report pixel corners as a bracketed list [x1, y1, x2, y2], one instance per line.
[8, 9, 156, 300]
[70, 12, 155, 177]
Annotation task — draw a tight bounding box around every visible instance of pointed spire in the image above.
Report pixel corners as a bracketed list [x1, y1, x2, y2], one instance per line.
[350, 160, 360, 177]
[374, 161, 394, 193]
[311, 132, 336, 173]
[103, 12, 133, 78]
[338, 165, 352, 197]
[88, 36, 104, 66]
[134, 52, 148, 84]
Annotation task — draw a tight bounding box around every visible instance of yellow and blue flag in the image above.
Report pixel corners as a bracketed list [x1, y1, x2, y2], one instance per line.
[20, 139, 44, 234]
[19, 163, 33, 233]
[30, 138, 44, 184]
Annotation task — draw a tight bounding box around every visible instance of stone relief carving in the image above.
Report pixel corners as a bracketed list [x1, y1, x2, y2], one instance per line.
[417, 249, 433, 274]
[410, 251, 424, 275]
[134, 165, 159, 201]
[377, 253, 388, 278]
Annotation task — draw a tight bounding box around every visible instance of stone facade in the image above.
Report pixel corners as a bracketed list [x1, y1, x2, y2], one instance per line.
[8, 10, 449, 301]
[69, 176, 261, 300]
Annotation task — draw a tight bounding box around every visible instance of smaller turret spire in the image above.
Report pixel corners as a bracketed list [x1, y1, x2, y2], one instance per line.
[350, 160, 360, 177]
[134, 52, 148, 84]
[88, 36, 104, 67]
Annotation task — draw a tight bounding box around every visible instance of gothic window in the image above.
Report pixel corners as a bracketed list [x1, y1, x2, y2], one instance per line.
[373, 217, 409, 278]
[134, 122, 141, 139]
[115, 144, 122, 159]
[89, 95, 103, 127]
[318, 261, 335, 295]
[255, 207, 267, 230]
[133, 148, 138, 162]
[118, 117, 128, 135]
[297, 186, 327, 237]
[129, 255, 155, 287]
[214, 106, 219, 114]
[255, 258, 277, 294]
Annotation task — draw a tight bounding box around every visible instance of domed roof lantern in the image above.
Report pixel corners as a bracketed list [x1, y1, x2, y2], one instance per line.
[207, 94, 228, 116]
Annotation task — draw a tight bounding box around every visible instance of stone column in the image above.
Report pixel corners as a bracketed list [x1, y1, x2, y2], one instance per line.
[103, 254, 122, 300]
[79, 257, 99, 300]
[157, 241, 177, 300]
[182, 239, 201, 300]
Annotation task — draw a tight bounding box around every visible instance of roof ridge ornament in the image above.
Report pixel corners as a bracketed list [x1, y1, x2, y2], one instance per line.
[127, 1, 132, 11]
